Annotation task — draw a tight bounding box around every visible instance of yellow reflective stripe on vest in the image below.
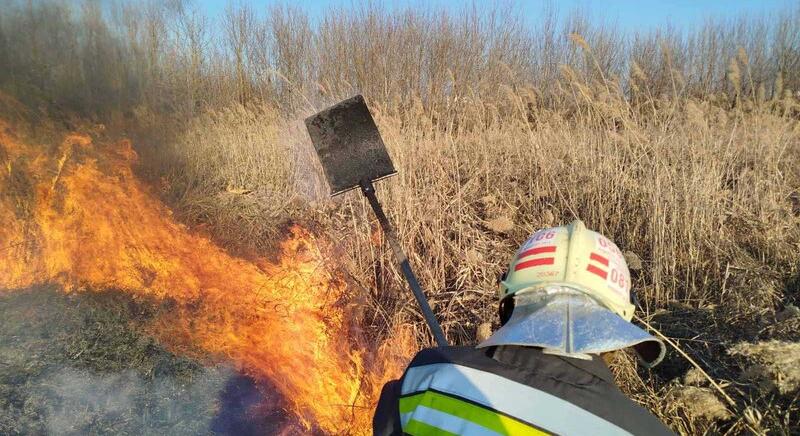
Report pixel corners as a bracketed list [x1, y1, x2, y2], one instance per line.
[403, 405, 499, 436]
[401, 363, 632, 435]
[400, 390, 547, 435]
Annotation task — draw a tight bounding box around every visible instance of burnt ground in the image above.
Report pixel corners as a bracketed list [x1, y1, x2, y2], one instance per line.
[0, 287, 302, 435]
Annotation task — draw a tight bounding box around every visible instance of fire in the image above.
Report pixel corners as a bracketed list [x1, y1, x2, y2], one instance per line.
[0, 118, 413, 434]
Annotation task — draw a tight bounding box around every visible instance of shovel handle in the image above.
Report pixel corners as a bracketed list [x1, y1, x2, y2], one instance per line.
[359, 179, 449, 347]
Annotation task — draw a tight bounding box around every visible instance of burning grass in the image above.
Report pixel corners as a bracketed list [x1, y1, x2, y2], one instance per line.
[1, 2, 800, 433]
[0, 118, 412, 434]
[2, 82, 799, 434]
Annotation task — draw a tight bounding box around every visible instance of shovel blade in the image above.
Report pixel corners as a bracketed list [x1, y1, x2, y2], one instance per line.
[305, 95, 396, 196]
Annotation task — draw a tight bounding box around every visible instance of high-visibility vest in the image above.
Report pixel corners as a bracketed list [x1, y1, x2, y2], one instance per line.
[376, 346, 673, 436]
[400, 362, 625, 435]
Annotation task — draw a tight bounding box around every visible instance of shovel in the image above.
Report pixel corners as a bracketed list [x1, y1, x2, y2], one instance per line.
[305, 95, 448, 346]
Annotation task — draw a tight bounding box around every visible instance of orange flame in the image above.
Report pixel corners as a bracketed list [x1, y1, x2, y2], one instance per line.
[0, 119, 413, 434]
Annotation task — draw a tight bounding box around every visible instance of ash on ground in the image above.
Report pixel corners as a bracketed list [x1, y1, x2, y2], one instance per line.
[0, 287, 303, 435]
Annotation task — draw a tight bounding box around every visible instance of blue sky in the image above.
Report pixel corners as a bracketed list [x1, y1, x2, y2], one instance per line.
[198, 0, 794, 33]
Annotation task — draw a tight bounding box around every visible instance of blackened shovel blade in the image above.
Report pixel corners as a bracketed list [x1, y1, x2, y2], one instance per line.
[305, 95, 396, 196]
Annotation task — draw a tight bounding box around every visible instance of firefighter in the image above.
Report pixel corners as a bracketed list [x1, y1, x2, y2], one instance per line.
[373, 220, 673, 435]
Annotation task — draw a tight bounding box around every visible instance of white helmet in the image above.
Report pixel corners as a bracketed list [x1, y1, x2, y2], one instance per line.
[478, 220, 665, 367]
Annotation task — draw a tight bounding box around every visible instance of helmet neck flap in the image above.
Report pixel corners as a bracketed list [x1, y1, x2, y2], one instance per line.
[479, 286, 665, 367]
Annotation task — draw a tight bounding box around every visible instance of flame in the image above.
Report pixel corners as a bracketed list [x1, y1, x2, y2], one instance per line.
[0, 118, 413, 434]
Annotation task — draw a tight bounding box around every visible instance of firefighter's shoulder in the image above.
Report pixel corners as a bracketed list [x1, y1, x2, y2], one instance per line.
[394, 345, 674, 436]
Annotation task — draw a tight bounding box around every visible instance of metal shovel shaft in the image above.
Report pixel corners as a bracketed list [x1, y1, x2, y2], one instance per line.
[304, 95, 447, 346]
[359, 179, 448, 347]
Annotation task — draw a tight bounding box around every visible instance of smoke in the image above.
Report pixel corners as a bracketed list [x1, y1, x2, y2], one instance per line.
[29, 366, 240, 435]
[0, 287, 287, 435]
[42, 368, 149, 434]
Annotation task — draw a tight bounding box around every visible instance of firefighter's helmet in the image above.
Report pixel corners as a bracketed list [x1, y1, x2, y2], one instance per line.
[478, 220, 665, 367]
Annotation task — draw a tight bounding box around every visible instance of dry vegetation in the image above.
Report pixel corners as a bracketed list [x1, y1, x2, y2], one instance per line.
[2, 0, 800, 434]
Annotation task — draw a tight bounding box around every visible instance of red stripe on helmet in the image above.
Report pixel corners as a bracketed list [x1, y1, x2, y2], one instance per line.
[518, 245, 556, 259]
[587, 264, 608, 279]
[514, 257, 555, 271]
[590, 252, 609, 266]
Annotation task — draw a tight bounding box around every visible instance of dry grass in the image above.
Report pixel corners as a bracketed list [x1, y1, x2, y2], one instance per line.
[141, 104, 304, 254]
[730, 341, 800, 395]
[153, 81, 800, 432]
